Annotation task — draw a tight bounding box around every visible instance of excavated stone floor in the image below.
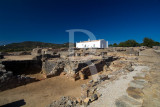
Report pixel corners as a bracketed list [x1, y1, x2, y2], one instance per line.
[88, 66, 149, 107]
[1, 48, 160, 107]
[89, 49, 160, 107]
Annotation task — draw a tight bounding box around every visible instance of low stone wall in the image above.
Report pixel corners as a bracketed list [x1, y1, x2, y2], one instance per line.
[0, 61, 37, 92]
[153, 46, 160, 50]
[0, 55, 3, 59]
[2, 60, 42, 75]
[0, 52, 4, 59]
[126, 48, 139, 56]
[79, 57, 113, 80]
[42, 56, 114, 80]
[42, 59, 65, 77]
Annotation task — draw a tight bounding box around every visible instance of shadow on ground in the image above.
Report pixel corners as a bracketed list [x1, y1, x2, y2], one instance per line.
[1, 99, 26, 107]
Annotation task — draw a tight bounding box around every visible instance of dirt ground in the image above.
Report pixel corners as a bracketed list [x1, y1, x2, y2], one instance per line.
[3, 55, 34, 61]
[0, 75, 90, 107]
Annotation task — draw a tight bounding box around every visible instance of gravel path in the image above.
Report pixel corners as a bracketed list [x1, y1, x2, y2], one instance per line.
[88, 66, 149, 107]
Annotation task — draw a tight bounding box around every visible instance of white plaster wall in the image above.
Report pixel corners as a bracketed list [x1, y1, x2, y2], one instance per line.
[76, 41, 100, 48]
[76, 40, 108, 48]
[100, 40, 108, 48]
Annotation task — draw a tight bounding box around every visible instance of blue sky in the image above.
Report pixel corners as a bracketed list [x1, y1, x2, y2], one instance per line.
[0, 0, 160, 45]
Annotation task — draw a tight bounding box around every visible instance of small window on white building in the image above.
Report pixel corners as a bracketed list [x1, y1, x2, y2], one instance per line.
[93, 44, 95, 48]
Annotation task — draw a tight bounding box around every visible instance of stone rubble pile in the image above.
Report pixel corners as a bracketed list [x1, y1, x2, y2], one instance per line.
[79, 77, 107, 106]
[106, 60, 134, 81]
[47, 74, 108, 107]
[1, 47, 147, 105]
[47, 96, 78, 107]
[47, 57, 137, 107]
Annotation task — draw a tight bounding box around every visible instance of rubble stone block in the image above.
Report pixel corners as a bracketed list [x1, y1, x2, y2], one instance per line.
[115, 95, 141, 107]
[90, 94, 98, 102]
[127, 87, 144, 99]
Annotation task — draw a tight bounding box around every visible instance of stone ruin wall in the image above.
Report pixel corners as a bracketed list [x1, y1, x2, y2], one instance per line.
[0, 61, 37, 92]
[41, 56, 115, 81]
[2, 60, 42, 75]
[0, 47, 145, 92]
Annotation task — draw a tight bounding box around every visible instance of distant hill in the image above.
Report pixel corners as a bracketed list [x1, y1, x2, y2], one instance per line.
[0, 41, 74, 52]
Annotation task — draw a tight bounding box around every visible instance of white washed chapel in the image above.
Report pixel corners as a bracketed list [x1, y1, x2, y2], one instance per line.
[76, 39, 108, 48]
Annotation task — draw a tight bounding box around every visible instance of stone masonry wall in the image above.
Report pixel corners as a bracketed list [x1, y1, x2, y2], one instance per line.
[0, 61, 37, 92]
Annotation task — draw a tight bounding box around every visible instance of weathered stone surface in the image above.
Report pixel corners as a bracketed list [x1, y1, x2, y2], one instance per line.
[153, 46, 160, 50]
[126, 48, 139, 56]
[80, 79, 102, 106]
[42, 60, 65, 77]
[2, 60, 42, 75]
[0, 73, 37, 91]
[92, 74, 109, 84]
[84, 97, 91, 104]
[115, 95, 141, 107]
[31, 48, 42, 56]
[0, 63, 37, 91]
[103, 65, 108, 72]
[133, 73, 146, 80]
[109, 60, 133, 73]
[79, 71, 85, 80]
[129, 79, 148, 89]
[143, 98, 160, 107]
[0, 52, 4, 59]
[129, 82, 144, 89]
[90, 94, 98, 101]
[76, 97, 82, 104]
[47, 96, 77, 107]
[108, 74, 115, 79]
[125, 65, 134, 72]
[127, 87, 144, 99]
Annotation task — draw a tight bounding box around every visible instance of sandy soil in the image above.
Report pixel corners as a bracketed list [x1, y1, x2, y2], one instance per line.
[0, 75, 90, 107]
[3, 55, 34, 61]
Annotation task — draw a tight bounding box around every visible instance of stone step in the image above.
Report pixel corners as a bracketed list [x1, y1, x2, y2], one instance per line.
[143, 98, 160, 107]
[127, 87, 144, 100]
[129, 79, 148, 89]
[115, 95, 142, 107]
[135, 72, 146, 78]
[133, 72, 146, 80]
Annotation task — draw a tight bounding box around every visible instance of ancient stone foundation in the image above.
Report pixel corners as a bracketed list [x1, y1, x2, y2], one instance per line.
[0, 61, 37, 92]
[2, 60, 42, 75]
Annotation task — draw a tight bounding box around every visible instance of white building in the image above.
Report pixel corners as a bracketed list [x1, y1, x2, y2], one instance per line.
[76, 39, 108, 48]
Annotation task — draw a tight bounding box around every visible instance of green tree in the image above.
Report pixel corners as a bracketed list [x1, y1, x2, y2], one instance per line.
[109, 44, 113, 47]
[118, 40, 139, 47]
[113, 43, 118, 47]
[154, 42, 160, 46]
[143, 37, 155, 48]
[0, 41, 71, 52]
